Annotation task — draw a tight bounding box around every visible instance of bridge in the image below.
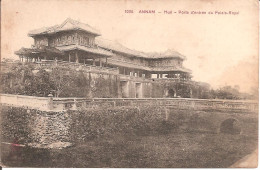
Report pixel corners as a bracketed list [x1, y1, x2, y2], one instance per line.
[0, 93, 258, 112]
[0, 93, 258, 146]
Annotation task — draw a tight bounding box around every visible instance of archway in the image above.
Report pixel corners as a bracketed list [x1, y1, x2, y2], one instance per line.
[168, 89, 176, 98]
[220, 118, 241, 134]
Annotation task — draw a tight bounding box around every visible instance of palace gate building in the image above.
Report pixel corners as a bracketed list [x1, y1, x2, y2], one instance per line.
[15, 18, 209, 98]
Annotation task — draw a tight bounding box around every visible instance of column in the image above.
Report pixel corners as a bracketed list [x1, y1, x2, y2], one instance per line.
[93, 58, 96, 66]
[69, 52, 71, 62]
[75, 51, 79, 63]
[99, 58, 102, 67]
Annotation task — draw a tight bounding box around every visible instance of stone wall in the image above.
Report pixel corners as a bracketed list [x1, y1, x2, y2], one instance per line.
[1, 106, 71, 147]
[1, 62, 208, 99]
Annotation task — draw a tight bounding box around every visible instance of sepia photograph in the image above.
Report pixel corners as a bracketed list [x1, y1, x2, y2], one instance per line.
[0, 0, 259, 168]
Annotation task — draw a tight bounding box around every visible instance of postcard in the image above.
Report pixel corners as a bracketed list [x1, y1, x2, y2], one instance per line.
[0, 0, 258, 168]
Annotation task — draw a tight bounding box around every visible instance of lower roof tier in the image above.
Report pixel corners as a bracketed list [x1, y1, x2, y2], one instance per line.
[15, 45, 191, 73]
[56, 45, 113, 57]
[107, 58, 192, 73]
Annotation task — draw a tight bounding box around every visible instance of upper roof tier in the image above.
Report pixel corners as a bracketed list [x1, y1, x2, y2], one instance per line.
[28, 18, 187, 60]
[28, 18, 101, 37]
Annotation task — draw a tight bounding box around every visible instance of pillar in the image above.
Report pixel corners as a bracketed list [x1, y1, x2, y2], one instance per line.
[93, 58, 96, 66]
[75, 51, 79, 63]
[47, 96, 53, 110]
[99, 58, 102, 67]
[69, 52, 71, 62]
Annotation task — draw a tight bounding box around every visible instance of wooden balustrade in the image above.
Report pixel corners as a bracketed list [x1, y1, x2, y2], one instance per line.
[34, 60, 119, 75]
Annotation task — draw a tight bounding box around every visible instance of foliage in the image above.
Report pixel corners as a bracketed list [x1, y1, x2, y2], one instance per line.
[69, 106, 169, 142]
[0, 63, 118, 98]
[205, 85, 249, 100]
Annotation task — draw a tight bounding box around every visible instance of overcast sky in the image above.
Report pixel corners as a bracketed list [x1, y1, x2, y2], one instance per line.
[1, 0, 258, 93]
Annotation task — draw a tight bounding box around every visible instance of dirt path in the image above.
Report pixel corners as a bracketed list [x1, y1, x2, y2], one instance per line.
[230, 149, 258, 168]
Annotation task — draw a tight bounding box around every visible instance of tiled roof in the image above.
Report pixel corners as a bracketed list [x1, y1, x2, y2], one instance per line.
[107, 58, 191, 73]
[15, 45, 64, 56]
[96, 37, 186, 60]
[56, 45, 113, 57]
[28, 18, 101, 36]
[95, 38, 147, 58]
[146, 49, 186, 60]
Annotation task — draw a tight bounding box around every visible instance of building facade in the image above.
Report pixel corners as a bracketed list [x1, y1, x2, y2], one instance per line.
[15, 18, 206, 98]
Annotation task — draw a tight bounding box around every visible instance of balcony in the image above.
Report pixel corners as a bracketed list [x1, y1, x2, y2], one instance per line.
[119, 74, 148, 82]
[34, 60, 119, 75]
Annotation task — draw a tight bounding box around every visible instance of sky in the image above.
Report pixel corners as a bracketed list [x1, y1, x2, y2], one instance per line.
[1, 0, 259, 93]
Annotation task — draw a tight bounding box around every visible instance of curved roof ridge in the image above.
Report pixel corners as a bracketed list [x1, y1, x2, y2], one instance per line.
[28, 18, 101, 37]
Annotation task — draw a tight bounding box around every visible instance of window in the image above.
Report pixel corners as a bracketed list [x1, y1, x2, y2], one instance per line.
[85, 37, 89, 45]
[68, 36, 72, 43]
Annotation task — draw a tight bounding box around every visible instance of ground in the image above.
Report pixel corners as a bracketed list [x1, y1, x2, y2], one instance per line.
[2, 128, 257, 168]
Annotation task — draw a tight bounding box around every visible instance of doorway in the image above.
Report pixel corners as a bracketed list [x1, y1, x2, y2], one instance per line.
[135, 83, 142, 98]
[168, 89, 176, 98]
[120, 81, 129, 98]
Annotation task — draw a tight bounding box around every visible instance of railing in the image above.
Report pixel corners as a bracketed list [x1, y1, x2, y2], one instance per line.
[119, 74, 147, 82]
[0, 93, 258, 112]
[52, 97, 258, 111]
[35, 60, 119, 75]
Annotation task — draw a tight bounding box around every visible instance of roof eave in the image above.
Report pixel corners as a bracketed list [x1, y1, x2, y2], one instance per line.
[58, 46, 113, 57]
[28, 27, 101, 37]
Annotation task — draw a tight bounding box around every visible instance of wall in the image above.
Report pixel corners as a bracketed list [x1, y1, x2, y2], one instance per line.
[48, 31, 95, 48]
[1, 106, 71, 146]
[0, 94, 52, 110]
[0, 63, 120, 99]
[34, 36, 48, 48]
